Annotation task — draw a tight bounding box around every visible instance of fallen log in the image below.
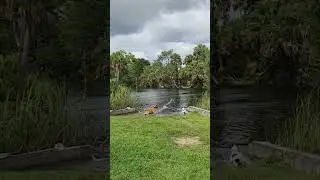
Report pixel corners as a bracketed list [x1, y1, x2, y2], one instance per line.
[247, 141, 320, 174]
[110, 107, 138, 116]
[187, 106, 210, 116]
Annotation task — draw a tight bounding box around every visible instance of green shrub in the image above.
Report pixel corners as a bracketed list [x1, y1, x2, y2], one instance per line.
[110, 83, 137, 110]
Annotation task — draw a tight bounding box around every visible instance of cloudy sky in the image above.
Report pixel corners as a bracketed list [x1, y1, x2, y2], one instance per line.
[110, 0, 210, 61]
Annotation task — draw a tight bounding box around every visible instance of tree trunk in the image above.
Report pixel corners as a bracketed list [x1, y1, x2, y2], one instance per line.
[116, 66, 120, 82]
[136, 77, 138, 91]
[175, 69, 180, 88]
[218, 55, 224, 73]
[13, 21, 22, 51]
[17, 22, 31, 96]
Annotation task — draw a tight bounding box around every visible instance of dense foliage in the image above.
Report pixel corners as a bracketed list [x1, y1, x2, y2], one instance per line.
[110, 44, 210, 90]
[0, 0, 107, 97]
[214, 0, 320, 88]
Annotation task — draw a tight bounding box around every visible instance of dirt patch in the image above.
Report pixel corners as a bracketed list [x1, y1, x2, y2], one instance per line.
[173, 136, 202, 147]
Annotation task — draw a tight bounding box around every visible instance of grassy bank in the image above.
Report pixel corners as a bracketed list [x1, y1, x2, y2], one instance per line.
[110, 113, 210, 180]
[277, 88, 320, 154]
[212, 161, 320, 180]
[0, 75, 98, 153]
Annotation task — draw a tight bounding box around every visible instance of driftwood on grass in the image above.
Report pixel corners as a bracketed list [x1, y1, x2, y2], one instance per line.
[245, 141, 320, 174]
[110, 107, 137, 115]
[187, 106, 210, 116]
[110, 106, 210, 117]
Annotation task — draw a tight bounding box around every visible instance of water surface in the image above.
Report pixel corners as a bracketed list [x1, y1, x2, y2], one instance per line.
[134, 88, 204, 107]
[211, 86, 297, 160]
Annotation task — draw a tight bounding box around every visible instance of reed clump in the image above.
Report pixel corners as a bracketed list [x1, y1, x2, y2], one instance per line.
[0, 74, 97, 153]
[110, 81, 137, 110]
[277, 88, 320, 154]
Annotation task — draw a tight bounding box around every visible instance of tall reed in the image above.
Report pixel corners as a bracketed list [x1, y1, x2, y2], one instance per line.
[277, 88, 320, 154]
[110, 83, 137, 110]
[0, 74, 97, 153]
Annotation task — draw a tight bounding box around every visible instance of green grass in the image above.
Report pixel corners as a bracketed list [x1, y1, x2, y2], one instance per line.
[110, 113, 210, 180]
[277, 88, 320, 154]
[0, 171, 107, 180]
[212, 161, 320, 180]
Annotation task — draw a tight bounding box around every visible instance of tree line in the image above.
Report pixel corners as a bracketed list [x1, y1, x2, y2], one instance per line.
[213, 0, 320, 88]
[110, 44, 210, 90]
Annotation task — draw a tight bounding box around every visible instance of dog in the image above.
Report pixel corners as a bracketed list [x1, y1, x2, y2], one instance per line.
[144, 104, 158, 115]
[229, 145, 250, 167]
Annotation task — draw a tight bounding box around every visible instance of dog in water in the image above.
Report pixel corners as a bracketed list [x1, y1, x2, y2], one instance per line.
[144, 104, 158, 115]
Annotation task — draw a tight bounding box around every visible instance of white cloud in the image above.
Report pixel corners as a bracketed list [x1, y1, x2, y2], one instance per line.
[131, 51, 148, 59]
[110, 0, 210, 61]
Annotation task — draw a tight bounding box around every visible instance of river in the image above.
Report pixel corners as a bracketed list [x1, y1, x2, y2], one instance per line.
[212, 86, 297, 145]
[212, 85, 297, 161]
[81, 86, 296, 146]
[79, 86, 297, 159]
[134, 88, 204, 107]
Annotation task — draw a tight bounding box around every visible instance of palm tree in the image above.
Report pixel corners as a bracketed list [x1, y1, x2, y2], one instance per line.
[0, 0, 61, 93]
[110, 50, 127, 82]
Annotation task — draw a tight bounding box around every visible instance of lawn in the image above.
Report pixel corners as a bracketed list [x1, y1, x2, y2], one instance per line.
[110, 112, 210, 180]
[212, 160, 320, 180]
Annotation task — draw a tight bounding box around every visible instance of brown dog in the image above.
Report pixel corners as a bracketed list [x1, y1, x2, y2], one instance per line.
[144, 104, 158, 115]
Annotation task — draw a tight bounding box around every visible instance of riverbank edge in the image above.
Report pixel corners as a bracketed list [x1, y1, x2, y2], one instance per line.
[239, 141, 320, 174]
[110, 106, 210, 116]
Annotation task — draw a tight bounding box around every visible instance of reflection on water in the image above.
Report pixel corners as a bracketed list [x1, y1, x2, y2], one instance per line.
[212, 86, 297, 149]
[134, 88, 204, 107]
